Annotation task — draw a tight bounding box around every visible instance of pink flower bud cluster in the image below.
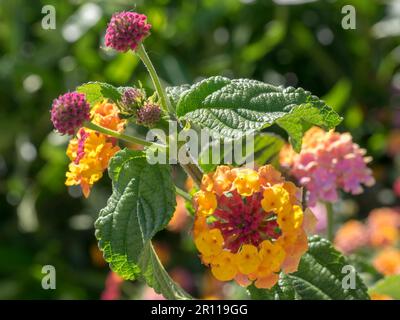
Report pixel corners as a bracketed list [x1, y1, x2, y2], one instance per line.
[50, 92, 90, 135]
[136, 102, 161, 127]
[280, 127, 375, 206]
[105, 11, 151, 52]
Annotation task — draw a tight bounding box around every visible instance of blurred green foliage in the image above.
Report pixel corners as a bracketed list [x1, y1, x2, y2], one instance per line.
[1, 0, 400, 299]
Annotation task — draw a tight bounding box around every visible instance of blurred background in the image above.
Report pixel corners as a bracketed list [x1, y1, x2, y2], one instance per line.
[1, 0, 400, 299]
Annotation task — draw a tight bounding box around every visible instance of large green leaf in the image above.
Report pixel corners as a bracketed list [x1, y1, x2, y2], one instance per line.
[176, 77, 342, 151]
[138, 242, 191, 300]
[166, 84, 191, 109]
[369, 275, 400, 300]
[77, 82, 122, 105]
[95, 149, 191, 299]
[249, 236, 370, 300]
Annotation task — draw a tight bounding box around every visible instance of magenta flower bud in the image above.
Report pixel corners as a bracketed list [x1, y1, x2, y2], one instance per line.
[121, 87, 145, 109]
[136, 102, 161, 127]
[105, 11, 151, 52]
[50, 92, 90, 135]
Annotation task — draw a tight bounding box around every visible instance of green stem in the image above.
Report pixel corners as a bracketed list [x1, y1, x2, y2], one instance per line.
[136, 45, 204, 186]
[84, 121, 160, 148]
[175, 186, 192, 202]
[176, 138, 203, 187]
[181, 163, 203, 187]
[136, 44, 174, 116]
[325, 202, 334, 242]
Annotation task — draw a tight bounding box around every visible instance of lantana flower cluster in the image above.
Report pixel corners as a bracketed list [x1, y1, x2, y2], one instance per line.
[65, 101, 126, 197]
[105, 11, 151, 52]
[334, 208, 400, 277]
[335, 207, 400, 254]
[50, 92, 90, 135]
[280, 126, 375, 206]
[193, 165, 310, 289]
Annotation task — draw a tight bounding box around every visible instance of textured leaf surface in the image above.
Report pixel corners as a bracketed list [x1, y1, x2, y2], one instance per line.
[95, 149, 190, 299]
[166, 84, 191, 109]
[249, 236, 370, 300]
[176, 77, 342, 151]
[77, 82, 121, 105]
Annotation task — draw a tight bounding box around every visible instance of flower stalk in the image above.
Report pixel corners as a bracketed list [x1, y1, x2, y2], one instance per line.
[136, 44, 175, 116]
[135, 44, 203, 186]
[175, 186, 192, 202]
[84, 121, 155, 148]
[326, 202, 334, 242]
[181, 163, 203, 187]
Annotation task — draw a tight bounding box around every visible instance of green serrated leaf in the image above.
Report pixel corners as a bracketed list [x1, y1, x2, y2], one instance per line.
[176, 77, 342, 151]
[249, 275, 296, 300]
[276, 103, 341, 152]
[166, 84, 191, 109]
[369, 275, 400, 300]
[249, 236, 370, 300]
[138, 243, 192, 300]
[95, 149, 190, 299]
[77, 82, 122, 105]
[248, 284, 275, 300]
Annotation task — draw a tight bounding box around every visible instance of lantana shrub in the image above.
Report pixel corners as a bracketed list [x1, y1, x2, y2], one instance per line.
[50, 11, 381, 300]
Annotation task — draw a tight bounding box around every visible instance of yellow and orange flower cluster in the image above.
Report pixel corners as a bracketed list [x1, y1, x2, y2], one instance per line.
[65, 101, 126, 197]
[193, 165, 311, 289]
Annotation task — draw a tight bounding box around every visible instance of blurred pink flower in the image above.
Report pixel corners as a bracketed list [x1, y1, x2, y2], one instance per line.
[140, 286, 165, 300]
[333, 207, 400, 254]
[101, 272, 124, 300]
[334, 220, 369, 254]
[280, 127, 375, 206]
[393, 178, 400, 197]
[308, 202, 327, 233]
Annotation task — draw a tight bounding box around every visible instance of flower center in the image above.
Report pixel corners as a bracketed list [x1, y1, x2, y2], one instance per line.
[210, 190, 281, 252]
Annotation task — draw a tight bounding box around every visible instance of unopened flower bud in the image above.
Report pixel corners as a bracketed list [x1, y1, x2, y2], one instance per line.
[119, 87, 145, 116]
[50, 92, 90, 135]
[105, 11, 151, 52]
[136, 102, 161, 127]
